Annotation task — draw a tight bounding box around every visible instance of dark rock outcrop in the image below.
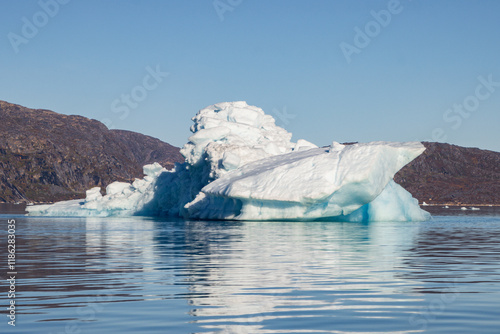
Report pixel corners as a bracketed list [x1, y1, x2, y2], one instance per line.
[395, 142, 500, 205]
[0, 100, 183, 203]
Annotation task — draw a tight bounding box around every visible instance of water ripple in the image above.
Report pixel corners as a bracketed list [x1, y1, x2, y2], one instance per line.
[1, 214, 500, 333]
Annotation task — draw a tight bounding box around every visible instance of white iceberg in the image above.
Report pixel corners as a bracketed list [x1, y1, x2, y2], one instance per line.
[27, 101, 430, 222]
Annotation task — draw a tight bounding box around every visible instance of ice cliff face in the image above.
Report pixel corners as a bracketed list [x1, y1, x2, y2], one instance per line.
[27, 101, 430, 222]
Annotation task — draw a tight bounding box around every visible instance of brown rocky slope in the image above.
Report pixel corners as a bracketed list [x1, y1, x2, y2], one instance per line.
[0, 100, 183, 203]
[394, 142, 500, 205]
[1, 100, 499, 205]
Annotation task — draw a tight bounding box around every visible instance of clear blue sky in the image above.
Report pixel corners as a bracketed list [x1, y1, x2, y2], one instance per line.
[1, 0, 499, 152]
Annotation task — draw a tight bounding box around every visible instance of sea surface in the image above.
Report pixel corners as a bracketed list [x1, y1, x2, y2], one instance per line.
[1, 207, 500, 333]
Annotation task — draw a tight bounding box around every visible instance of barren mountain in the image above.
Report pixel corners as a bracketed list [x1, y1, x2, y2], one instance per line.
[1, 100, 499, 205]
[394, 142, 500, 205]
[0, 100, 183, 203]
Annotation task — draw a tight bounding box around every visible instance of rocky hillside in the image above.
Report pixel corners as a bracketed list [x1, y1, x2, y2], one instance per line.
[0, 100, 183, 203]
[1, 100, 499, 205]
[394, 142, 500, 205]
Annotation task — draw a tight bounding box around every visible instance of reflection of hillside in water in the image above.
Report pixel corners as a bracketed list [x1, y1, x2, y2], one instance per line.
[10, 217, 158, 311]
[170, 221, 424, 332]
[396, 219, 500, 292]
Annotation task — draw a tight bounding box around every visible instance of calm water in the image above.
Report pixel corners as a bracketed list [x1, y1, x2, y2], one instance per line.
[1, 209, 500, 333]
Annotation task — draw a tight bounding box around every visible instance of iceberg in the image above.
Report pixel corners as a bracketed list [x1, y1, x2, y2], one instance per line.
[27, 101, 430, 222]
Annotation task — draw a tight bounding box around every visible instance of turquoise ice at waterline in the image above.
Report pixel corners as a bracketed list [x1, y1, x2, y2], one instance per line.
[27, 102, 430, 222]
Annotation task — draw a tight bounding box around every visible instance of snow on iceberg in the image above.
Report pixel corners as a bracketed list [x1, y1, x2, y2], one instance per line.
[27, 101, 430, 222]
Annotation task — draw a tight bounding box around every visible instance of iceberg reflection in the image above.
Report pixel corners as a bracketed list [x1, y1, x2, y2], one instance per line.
[171, 221, 424, 333]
